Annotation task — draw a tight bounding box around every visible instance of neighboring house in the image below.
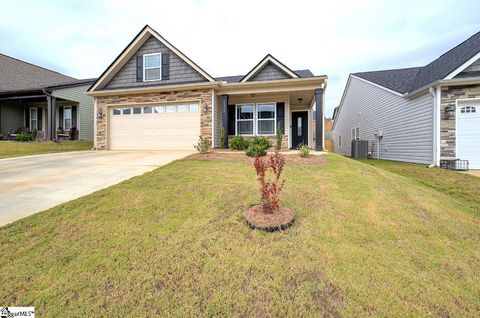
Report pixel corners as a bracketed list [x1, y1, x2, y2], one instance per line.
[87, 25, 327, 151]
[0, 53, 95, 141]
[333, 31, 480, 168]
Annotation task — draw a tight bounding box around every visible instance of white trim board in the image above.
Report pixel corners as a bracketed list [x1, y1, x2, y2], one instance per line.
[444, 51, 480, 80]
[241, 55, 299, 82]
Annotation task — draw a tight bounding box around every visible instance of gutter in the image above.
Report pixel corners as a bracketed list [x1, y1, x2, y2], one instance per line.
[428, 87, 440, 168]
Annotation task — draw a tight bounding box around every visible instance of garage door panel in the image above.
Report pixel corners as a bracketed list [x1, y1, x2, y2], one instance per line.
[108, 106, 201, 150]
[456, 104, 479, 169]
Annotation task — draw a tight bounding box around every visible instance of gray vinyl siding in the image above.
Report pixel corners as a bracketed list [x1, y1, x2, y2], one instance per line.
[105, 35, 207, 89]
[249, 63, 290, 81]
[333, 76, 434, 164]
[456, 57, 480, 78]
[52, 84, 94, 141]
[0, 103, 24, 136]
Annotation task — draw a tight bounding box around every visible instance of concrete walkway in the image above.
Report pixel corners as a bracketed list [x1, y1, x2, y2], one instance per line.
[0, 150, 193, 226]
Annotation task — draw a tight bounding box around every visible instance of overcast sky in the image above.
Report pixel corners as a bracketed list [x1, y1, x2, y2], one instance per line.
[1, 0, 480, 116]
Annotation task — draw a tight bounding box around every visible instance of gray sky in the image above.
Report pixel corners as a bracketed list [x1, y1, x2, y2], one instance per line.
[1, 0, 479, 116]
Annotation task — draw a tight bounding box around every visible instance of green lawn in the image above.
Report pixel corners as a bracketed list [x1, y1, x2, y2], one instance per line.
[360, 159, 480, 213]
[0, 154, 479, 317]
[0, 140, 93, 159]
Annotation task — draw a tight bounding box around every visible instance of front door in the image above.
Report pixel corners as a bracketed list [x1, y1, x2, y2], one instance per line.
[291, 111, 308, 149]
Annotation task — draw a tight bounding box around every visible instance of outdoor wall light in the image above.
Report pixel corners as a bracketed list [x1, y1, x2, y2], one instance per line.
[298, 98, 303, 103]
[204, 104, 208, 113]
[251, 93, 255, 97]
[97, 110, 104, 119]
[445, 104, 455, 119]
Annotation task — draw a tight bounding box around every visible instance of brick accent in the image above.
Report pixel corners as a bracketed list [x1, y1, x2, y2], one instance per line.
[440, 84, 480, 159]
[95, 89, 213, 150]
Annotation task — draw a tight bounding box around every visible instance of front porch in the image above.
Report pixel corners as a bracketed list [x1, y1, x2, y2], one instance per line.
[0, 93, 80, 140]
[216, 78, 326, 150]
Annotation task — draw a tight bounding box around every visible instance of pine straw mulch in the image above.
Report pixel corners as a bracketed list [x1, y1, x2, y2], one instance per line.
[187, 151, 326, 165]
[244, 205, 295, 232]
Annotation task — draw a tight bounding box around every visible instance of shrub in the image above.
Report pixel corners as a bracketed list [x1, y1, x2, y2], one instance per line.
[220, 127, 226, 149]
[0, 134, 3, 140]
[254, 151, 286, 212]
[245, 136, 271, 157]
[275, 124, 283, 150]
[31, 129, 37, 140]
[230, 136, 249, 150]
[16, 132, 32, 142]
[298, 144, 310, 158]
[194, 136, 211, 154]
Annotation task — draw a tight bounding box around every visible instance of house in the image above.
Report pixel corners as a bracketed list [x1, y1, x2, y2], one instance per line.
[333, 31, 480, 169]
[87, 25, 327, 151]
[0, 53, 95, 141]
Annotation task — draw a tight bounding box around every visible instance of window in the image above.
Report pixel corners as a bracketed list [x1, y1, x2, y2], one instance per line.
[64, 106, 72, 130]
[143, 106, 152, 114]
[351, 127, 359, 140]
[30, 108, 37, 130]
[177, 105, 187, 112]
[461, 106, 477, 113]
[236, 104, 254, 135]
[256, 103, 276, 135]
[122, 108, 131, 115]
[133, 107, 142, 114]
[338, 135, 342, 147]
[113, 109, 121, 115]
[189, 104, 199, 112]
[166, 105, 175, 113]
[144, 53, 161, 81]
[154, 106, 163, 113]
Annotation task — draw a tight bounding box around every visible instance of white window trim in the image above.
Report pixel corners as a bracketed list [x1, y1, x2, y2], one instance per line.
[351, 127, 360, 141]
[63, 106, 73, 130]
[143, 52, 162, 82]
[235, 103, 277, 136]
[30, 107, 38, 131]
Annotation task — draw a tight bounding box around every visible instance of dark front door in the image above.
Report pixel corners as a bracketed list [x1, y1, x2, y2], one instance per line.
[291, 111, 308, 149]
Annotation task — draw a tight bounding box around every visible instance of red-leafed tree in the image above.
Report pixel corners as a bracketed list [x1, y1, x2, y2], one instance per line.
[254, 151, 286, 213]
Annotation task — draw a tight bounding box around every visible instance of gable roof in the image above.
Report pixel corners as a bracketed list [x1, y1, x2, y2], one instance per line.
[240, 54, 299, 82]
[0, 53, 76, 94]
[216, 69, 314, 83]
[89, 25, 216, 92]
[353, 30, 480, 94]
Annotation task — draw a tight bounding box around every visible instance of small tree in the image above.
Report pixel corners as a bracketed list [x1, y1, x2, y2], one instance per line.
[254, 151, 286, 213]
[275, 124, 283, 150]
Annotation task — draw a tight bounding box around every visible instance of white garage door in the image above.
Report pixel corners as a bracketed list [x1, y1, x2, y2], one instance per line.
[456, 103, 480, 169]
[108, 103, 200, 150]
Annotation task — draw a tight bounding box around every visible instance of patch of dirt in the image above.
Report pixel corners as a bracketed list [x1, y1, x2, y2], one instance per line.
[244, 205, 295, 231]
[187, 151, 326, 165]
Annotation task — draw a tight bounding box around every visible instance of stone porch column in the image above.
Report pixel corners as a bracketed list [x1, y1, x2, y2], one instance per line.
[315, 88, 324, 151]
[221, 94, 229, 149]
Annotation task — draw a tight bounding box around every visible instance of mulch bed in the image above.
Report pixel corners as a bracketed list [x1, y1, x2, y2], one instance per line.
[187, 151, 326, 165]
[244, 205, 295, 232]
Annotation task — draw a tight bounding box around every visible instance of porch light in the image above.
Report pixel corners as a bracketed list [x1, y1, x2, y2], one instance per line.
[445, 104, 455, 119]
[298, 98, 303, 103]
[97, 110, 104, 119]
[204, 103, 208, 113]
[251, 93, 255, 97]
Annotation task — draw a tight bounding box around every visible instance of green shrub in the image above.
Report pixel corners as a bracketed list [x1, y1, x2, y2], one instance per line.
[16, 132, 32, 142]
[194, 136, 211, 154]
[31, 129, 37, 140]
[220, 127, 226, 149]
[245, 136, 271, 157]
[230, 136, 249, 150]
[298, 144, 310, 158]
[275, 124, 283, 150]
[0, 134, 4, 140]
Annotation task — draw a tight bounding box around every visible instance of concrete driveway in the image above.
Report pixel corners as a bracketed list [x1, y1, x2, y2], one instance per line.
[0, 150, 193, 226]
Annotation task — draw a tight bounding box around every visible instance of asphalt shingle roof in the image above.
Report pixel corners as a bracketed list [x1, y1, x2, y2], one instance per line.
[0, 53, 76, 94]
[353, 30, 480, 94]
[215, 69, 316, 83]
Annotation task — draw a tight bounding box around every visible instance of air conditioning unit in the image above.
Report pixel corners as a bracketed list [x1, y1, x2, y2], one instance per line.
[351, 140, 369, 159]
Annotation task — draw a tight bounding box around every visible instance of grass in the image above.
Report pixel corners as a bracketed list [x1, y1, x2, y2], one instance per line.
[0, 140, 93, 159]
[0, 154, 479, 317]
[360, 159, 480, 212]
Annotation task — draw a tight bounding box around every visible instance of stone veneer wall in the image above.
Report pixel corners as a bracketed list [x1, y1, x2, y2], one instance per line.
[440, 84, 480, 159]
[95, 89, 213, 150]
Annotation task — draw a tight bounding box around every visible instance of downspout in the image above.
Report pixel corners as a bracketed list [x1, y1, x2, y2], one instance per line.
[428, 87, 437, 168]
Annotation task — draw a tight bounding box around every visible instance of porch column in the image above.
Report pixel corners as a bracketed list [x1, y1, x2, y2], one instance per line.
[221, 94, 229, 149]
[47, 95, 57, 140]
[315, 88, 324, 151]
